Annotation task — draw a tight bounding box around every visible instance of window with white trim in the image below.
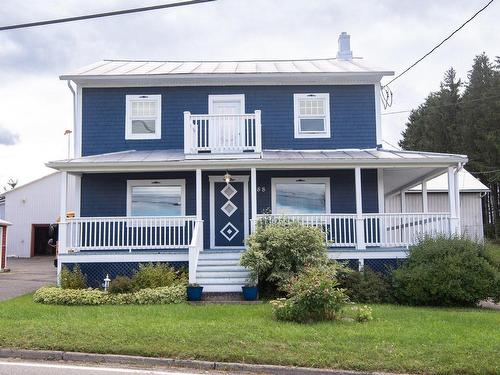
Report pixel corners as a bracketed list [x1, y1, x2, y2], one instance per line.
[293, 93, 330, 138]
[125, 95, 161, 140]
[271, 177, 330, 214]
[127, 179, 185, 216]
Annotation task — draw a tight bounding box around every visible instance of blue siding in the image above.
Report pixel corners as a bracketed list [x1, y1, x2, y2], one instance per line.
[82, 85, 376, 156]
[80, 169, 379, 250]
[256, 169, 379, 214]
[81, 172, 196, 217]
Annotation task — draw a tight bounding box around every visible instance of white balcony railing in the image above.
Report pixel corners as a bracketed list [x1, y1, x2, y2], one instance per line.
[65, 216, 198, 252]
[184, 111, 262, 156]
[252, 213, 452, 248]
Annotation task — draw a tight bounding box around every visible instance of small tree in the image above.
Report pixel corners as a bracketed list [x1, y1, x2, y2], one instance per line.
[241, 219, 328, 295]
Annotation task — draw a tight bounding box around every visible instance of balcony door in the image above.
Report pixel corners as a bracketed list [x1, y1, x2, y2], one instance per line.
[208, 95, 245, 152]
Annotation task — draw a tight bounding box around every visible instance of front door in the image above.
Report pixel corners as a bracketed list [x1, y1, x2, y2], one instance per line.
[208, 95, 245, 151]
[209, 175, 249, 249]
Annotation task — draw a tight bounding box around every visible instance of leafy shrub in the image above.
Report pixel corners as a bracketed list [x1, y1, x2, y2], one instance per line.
[393, 235, 500, 306]
[33, 285, 186, 305]
[270, 265, 349, 323]
[338, 266, 393, 303]
[34, 287, 105, 305]
[241, 219, 328, 294]
[132, 263, 187, 290]
[60, 265, 87, 289]
[350, 305, 373, 322]
[109, 276, 134, 294]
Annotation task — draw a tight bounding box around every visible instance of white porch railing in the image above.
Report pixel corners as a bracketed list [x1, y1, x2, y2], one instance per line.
[252, 213, 452, 248]
[252, 214, 357, 247]
[184, 111, 262, 155]
[65, 216, 198, 252]
[188, 219, 204, 284]
[363, 213, 451, 247]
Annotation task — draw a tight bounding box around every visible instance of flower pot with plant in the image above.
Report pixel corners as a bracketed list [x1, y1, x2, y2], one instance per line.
[187, 283, 203, 301]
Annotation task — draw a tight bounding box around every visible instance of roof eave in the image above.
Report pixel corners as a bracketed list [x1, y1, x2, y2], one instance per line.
[59, 71, 394, 87]
[46, 155, 467, 173]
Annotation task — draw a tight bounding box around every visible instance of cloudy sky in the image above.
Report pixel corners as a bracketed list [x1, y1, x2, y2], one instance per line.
[0, 0, 498, 188]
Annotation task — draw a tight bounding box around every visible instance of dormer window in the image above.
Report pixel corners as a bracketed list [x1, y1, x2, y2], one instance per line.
[293, 93, 331, 138]
[125, 95, 161, 140]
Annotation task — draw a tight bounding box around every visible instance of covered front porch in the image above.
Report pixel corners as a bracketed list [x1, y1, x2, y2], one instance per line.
[50, 148, 467, 284]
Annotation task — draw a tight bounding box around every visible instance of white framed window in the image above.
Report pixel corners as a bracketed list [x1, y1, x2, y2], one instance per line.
[125, 95, 161, 140]
[271, 177, 331, 214]
[126, 179, 185, 217]
[293, 93, 331, 138]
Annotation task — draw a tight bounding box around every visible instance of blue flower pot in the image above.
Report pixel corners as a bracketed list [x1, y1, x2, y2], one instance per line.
[242, 286, 258, 301]
[187, 286, 203, 301]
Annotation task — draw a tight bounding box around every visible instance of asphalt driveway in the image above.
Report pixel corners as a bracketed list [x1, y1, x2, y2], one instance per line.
[0, 257, 56, 301]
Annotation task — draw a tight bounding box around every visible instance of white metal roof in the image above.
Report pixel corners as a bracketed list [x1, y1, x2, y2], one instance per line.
[61, 58, 393, 80]
[409, 169, 488, 193]
[46, 148, 467, 172]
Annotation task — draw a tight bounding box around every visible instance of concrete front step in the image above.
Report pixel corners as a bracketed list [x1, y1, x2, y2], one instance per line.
[197, 277, 248, 284]
[198, 252, 243, 260]
[196, 259, 243, 267]
[197, 265, 247, 272]
[201, 284, 245, 292]
[197, 271, 249, 278]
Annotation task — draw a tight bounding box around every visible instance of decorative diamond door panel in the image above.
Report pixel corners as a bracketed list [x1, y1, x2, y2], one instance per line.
[214, 181, 245, 247]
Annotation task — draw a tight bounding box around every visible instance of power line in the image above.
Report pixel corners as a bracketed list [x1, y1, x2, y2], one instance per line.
[0, 0, 216, 31]
[383, 0, 495, 88]
[381, 94, 500, 116]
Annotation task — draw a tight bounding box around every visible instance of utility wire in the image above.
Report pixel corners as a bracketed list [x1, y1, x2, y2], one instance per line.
[383, 0, 495, 88]
[0, 0, 216, 31]
[381, 94, 500, 116]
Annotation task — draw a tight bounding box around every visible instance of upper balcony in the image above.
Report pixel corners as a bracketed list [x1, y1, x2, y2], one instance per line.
[183, 111, 262, 159]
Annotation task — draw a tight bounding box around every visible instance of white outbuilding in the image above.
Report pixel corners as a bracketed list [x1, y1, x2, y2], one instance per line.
[385, 169, 489, 241]
[0, 173, 76, 258]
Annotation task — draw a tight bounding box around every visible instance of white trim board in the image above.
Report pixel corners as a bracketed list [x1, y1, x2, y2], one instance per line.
[126, 179, 186, 217]
[293, 93, 331, 139]
[271, 177, 331, 214]
[209, 175, 249, 249]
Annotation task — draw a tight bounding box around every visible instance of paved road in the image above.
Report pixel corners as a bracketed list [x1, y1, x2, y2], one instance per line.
[0, 257, 55, 301]
[0, 360, 229, 375]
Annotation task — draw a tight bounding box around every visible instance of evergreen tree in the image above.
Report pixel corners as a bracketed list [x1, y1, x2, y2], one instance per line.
[399, 68, 462, 153]
[399, 54, 500, 239]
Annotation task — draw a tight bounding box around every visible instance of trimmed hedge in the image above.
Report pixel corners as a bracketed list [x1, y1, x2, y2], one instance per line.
[33, 285, 186, 305]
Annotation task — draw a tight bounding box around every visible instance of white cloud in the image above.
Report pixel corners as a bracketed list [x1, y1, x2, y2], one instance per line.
[0, 0, 498, 186]
[0, 126, 19, 145]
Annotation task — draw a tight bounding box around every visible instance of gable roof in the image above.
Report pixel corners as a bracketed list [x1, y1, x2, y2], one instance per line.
[409, 169, 489, 193]
[60, 58, 394, 86]
[0, 172, 59, 198]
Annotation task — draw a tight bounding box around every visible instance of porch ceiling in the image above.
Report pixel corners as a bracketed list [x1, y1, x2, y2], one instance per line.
[46, 148, 467, 173]
[383, 167, 449, 197]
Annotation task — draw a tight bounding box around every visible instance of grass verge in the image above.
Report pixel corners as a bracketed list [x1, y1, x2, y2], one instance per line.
[0, 295, 498, 374]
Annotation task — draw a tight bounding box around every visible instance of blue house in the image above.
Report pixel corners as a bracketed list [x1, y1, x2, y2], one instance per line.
[48, 33, 467, 291]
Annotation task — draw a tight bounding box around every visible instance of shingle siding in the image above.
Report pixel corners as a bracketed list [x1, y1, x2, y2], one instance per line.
[82, 85, 376, 156]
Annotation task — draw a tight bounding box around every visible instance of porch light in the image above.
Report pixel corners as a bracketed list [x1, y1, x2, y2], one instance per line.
[224, 172, 232, 184]
[103, 274, 111, 292]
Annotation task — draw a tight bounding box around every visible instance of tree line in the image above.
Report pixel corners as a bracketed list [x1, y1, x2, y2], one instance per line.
[399, 53, 500, 239]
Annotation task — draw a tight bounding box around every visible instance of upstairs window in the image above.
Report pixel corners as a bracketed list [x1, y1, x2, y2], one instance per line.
[293, 93, 330, 138]
[125, 95, 161, 140]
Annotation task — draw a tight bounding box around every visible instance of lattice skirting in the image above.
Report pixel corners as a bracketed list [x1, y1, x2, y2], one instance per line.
[337, 258, 405, 274]
[62, 261, 188, 288]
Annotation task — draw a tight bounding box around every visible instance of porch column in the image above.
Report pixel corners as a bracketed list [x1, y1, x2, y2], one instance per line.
[377, 168, 386, 246]
[422, 180, 428, 213]
[454, 167, 461, 233]
[447, 167, 459, 234]
[58, 171, 68, 255]
[355, 167, 366, 250]
[251, 168, 257, 229]
[196, 169, 202, 221]
[400, 190, 406, 213]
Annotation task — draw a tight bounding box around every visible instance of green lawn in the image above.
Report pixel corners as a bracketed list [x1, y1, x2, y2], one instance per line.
[0, 296, 499, 375]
